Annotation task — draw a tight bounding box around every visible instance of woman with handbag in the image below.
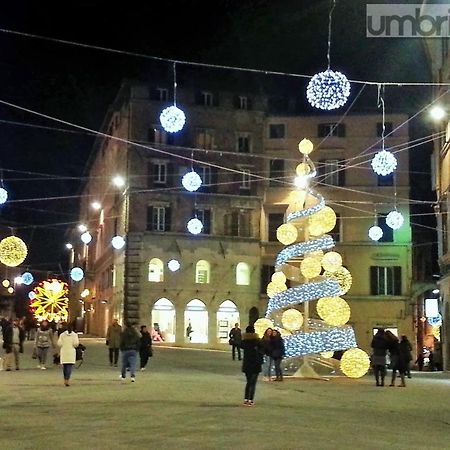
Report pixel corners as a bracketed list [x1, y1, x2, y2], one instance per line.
[34, 320, 55, 370]
[139, 325, 153, 371]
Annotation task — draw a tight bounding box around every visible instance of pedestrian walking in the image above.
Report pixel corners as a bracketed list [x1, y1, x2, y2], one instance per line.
[399, 335, 413, 378]
[272, 329, 285, 381]
[106, 319, 122, 367]
[57, 323, 79, 386]
[240, 325, 264, 406]
[228, 323, 242, 361]
[371, 328, 388, 386]
[34, 320, 55, 370]
[120, 322, 140, 382]
[261, 328, 274, 381]
[3, 318, 25, 371]
[386, 331, 407, 387]
[139, 325, 153, 371]
[415, 353, 425, 371]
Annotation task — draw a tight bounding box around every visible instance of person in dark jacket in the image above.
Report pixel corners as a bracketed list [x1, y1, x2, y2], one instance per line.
[228, 323, 242, 361]
[261, 328, 274, 381]
[371, 328, 388, 386]
[386, 330, 407, 387]
[3, 318, 26, 371]
[240, 325, 263, 406]
[120, 322, 141, 382]
[139, 325, 153, 371]
[271, 329, 285, 381]
[399, 335, 413, 378]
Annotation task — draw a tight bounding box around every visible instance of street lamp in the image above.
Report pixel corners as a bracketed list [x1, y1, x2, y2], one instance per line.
[112, 175, 125, 188]
[65, 243, 73, 250]
[430, 105, 446, 121]
[91, 201, 102, 210]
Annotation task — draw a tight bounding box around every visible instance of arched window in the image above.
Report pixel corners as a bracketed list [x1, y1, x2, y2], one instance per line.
[217, 300, 240, 343]
[236, 262, 250, 286]
[185, 299, 208, 343]
[152, 298, 175, 343]
[195, 260, 210, 284]
[149, 258, 164, 282]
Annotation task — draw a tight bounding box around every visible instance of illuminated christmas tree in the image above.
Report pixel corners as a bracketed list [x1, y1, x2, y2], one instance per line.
[257, 139, 369, 378]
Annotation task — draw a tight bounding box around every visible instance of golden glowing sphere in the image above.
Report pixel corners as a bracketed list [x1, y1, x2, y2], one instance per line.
[276, 223, 298, 245]
[321, 351, 334, 359]
[2, 279, 10, 288]
[340, 348, 370, 378]
[7, 287, 14, 294]
[271, 271, 287, 284]
[432, 326, 441, 340]
[300, 257, 322, 279]
[0, 236, 28, 267]
[298, 138, 314, 155]
[307, 250, 324, 262]
[296, 163, 311, 177]
[281, 308, 304, 331]
[308, 206, 337, 236]
[321, 251, 343, 273]
[254, 318, 274, 337]
[266, 281, 287, 298]
[316, 296, 351, 326]
[324, 267, 353, 295]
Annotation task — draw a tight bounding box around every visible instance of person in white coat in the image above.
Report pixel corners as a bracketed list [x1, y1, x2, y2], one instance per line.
[57, 323, 79, 386]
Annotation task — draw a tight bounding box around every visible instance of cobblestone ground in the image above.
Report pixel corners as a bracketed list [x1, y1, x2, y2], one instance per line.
[0, 339, 449, 450]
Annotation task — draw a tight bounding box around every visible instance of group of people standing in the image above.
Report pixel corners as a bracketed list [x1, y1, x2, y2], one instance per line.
[106, 319, 153, 382]
[371, 329, 413, 387]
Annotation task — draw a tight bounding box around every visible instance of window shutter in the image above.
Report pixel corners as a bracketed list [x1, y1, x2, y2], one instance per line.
[233, 95, 240, 109]
[370, 266, 377, 295]
[224, 213, 231, 236]
[147, 206, 154, 231]
[213, 92, 220, 107]
[318, 124, 327, 137]
[247, 97, 253, 110]
[394, 266, 401, 295]
[338, 159, 346, 186]
[148, 128, 156, 142]
[147, 162, 153, 188]
[337, 124, 346, 137]
[165, 207, 172, 232]
[231, 211, 239, 236]
[149, 87, 159, 101]
[194, 91, 203, 105]
[317, 159, 326, 178]
[204, 210, 211, 234]
[167, 163, 175, 187]
[210, 167, 218, 193]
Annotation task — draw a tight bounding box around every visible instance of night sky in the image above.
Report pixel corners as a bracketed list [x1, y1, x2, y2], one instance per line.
[0, 0, 436, 281]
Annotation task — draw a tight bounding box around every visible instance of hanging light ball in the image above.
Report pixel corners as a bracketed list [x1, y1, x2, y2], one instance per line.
[368, 225, 383, 241]
[306, 69, 351, 110]
[321, 252, 343, 273]
[316, 296, 351, 326]
[21, 272, 34, 286]
[70, 267, 84, 282]
[168, 259, 181, 272]
[7, 287, 14, 294]
[300, 257, 322, 279]
[340, 348, 370, 378]
[428, 314, 442, 327]
[431, 325, 441, 340]
[111, 236, 126, 250]
[0, 236, 28, 267]
[159, 105, 186, 133]
[81, 231, 92, 244]
[298, 139, 314, 155]
[254, 318, 274, 337]
[282, 308, 304, 331]
[28, 291, 36, 300]
[2, 279, 10, 288]
[307, 250, 324, 262]
[371, 150, 397, 176]
[271, 271, 287, 285]
[182, 171, 202, 192]
[309, 206, 337, 236]
[0, 187, 8, 204]
[187, 218, 203, 235]
[266, 281, 287, 298]
[386, 210, 404, 230]
[296, 163, 311, 177]
[276, 223, 298, 245]
[321, 351, 334, 359]
[324, 267, 353, 295]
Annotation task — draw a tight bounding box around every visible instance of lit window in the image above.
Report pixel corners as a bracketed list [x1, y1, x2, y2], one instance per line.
[241, 169, 251, 189]
[236, 262, 250, 286]
[196, 129, 215, 150]
[195, 260, 210, 284]
[149, 258, 164, 282]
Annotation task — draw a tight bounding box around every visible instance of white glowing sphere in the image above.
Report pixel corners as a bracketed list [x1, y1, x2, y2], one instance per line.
[294, 176, 309, 189]
[271, 271, 287, 284]
[70, 267, 84, 282]
[371, 150, 397, 176]
[386, 211, 404, 230]
[160, 105, 186, 133]
[28, 291, 36, 300]
[187, 218, 203, 235]
[112, 175, 125, 188]
[14, 276, 23, 285]
[306, 69, 351, 110]
[298, 139, 314, 155]
[368, 225, 383, 241]
[182, 171, 202, 192]
[0, 187, 8, 204]
[111, 236, 126, 250]
[78, 224, 87, 233]
[168, 259, 181, 272]
[81, 232, 92, 244]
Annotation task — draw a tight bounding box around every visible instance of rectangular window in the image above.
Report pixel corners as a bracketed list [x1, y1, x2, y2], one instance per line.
[377, 122, 393, 137]
[269, 124, 286, 139]
[194, 208, 211, 234]
[377, 214, 394, 242]
[241, 169, 251, 189]
[318, 123, 346, 138]
[198, 166, 212, 186]
[237, 134, 251, 153]
[330, 213, 341, 242]
[225, 211, 251, 237]
[269, 159, 285, 186]
[157, 88, 168, 102]
[147, 206, 171, 232]
[268, 213, 285, 241]
[202, 91, 213, 106]
[239, 96, 248, 110]
[318, 159, 345, 186]
[153, 162, 167, 184]
[260, 265, 275, 293]
[370, 266, 402, 295]
[148, 127, 168, 144]
[196, 129, 215, 150]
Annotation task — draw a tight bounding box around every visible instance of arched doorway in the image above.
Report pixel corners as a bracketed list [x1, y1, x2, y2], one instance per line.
[185, 299, 208, 343]
[217, 300, 240, 343]
[151, 298, 175, 343]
